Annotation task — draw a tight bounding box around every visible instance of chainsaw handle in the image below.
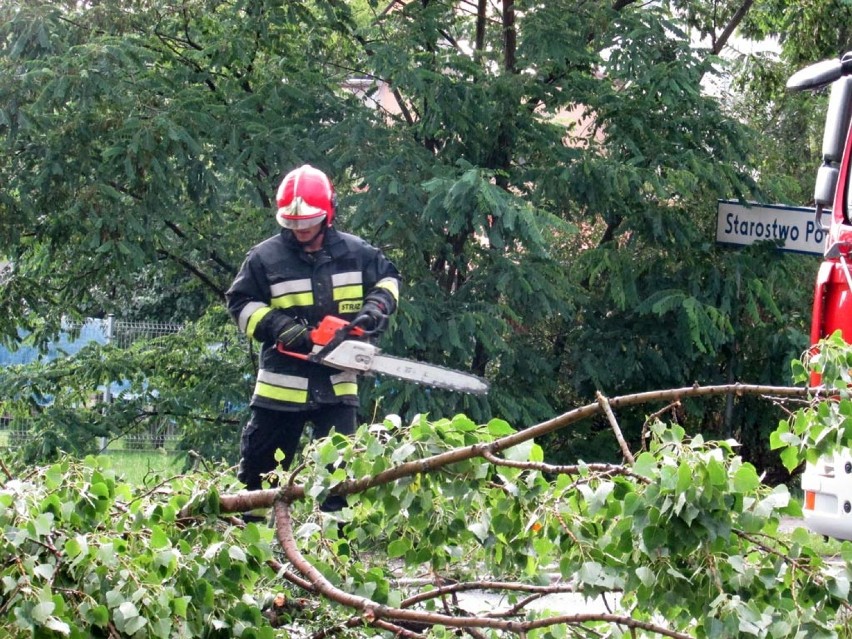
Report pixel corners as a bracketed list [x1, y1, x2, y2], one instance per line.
[309, 316, 367, 345]
[351, 312, 386, 336]
[276, 315, 372, 361]
[275, 345, 310, 360]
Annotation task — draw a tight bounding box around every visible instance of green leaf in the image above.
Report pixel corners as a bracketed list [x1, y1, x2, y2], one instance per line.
[635, 566, 655, 587]
[387, 538, 411, 558]
[780, 447, 801, 473]
[125, 614, 148, 636]
[530, 443, 544, 463]
[828, 574, 850, 599]
[706, 458, 727, 487]
[503, 440, 534, 462]
[391, 442, 416, 464]
[676, 462, 692, 493]
[318, 439, 340, 466]
[450, 414, 477, 432]
[33, 564, 54, 581]
[468, 522, 489, 542]
[31, 513, 54, 538]
[632, 453, 657, 478]
[150, 616, 172, 639]
[228, 545, 247, 563]
[168, 595, 190, 621]
[82, 603, 110, 627]
[732, 465, 760, 493]
[31, 601, 54, 623]
[487, 419, 515, 436]
[150, 525, 170, 549]
[577, 561, 618, 588]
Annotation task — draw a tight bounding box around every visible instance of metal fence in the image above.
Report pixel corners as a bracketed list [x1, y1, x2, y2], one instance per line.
[1, 316, 184, 452]
[107, 317, 182, 349]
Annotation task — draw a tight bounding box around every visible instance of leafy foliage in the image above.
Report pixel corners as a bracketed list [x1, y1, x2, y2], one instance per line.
[0, 0, 804, 424]
[342, 0, 803, 435]
[4, 391, 852, 637]
[0, 309, 247, 468]
[5, 1, 852, 635]
[0, 1, 824, 476]
[0, 0, 355, 336]
[1, 456, 284, 638]
[773, 332, 852, 472]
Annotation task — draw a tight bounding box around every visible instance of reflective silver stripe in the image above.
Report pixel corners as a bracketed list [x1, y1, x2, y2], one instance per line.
[332, 272, 362, 287]
[238, 302, 268, 334]
[330, 371, 357, 385]
[271, 278, 314, 308]
[256, 369, 310, 390]
[271, 279, 312, 298]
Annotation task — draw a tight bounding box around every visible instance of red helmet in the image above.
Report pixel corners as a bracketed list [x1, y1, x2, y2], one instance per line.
[275, 165, 336, 229]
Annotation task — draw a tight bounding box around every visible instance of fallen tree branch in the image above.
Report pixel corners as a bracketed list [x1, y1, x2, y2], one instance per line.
[210, 382, 810, 517]
[481, 451, 647, 483]
[399, 578, 587, 609]
[272, 498, 696, 638]
[597, 391, 634, 464]
[266, 557, 317, 593]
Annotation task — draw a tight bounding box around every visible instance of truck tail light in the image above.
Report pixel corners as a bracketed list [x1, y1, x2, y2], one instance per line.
[805, 490, 816, 510]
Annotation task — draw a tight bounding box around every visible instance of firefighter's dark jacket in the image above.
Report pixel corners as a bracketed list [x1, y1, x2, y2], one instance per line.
[226, 227, 401, 411]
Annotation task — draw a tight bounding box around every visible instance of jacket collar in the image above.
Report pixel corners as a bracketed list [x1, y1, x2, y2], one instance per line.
[281, 227, 346, 258]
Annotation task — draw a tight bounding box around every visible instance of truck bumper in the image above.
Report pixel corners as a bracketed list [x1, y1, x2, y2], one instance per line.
[802, 451, 852, 540]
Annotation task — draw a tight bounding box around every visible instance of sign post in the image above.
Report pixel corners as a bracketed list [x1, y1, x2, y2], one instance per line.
[716, 201, 825, 256]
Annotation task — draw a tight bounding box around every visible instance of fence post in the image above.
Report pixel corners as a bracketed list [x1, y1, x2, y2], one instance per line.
[98, 314, 114, 453]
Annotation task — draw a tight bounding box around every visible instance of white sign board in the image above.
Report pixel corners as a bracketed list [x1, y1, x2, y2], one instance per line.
[716, 201, 825, 256]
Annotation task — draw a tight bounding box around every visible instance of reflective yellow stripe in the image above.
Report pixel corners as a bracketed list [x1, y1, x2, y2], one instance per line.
[255, 381, 309, 404]
[245, 306, 272, 339]
[376, 277, 400, 301]
[333, 285, 363, 301]
[332, 382, 358, 397]
[272, 291, 314, 308]
[270, 279, 313, 309]
[255, 370, 309, 404]
[331, 372, 357, 397]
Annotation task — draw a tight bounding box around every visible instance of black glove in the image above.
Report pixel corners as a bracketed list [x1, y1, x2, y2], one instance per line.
[276, 320, 313, 353]
[355, 300, 388, 334]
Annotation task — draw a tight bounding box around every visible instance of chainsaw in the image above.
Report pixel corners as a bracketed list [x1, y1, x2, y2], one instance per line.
[277, 315, 489, 395]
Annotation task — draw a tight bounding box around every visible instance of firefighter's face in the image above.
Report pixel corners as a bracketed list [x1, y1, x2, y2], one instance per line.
[293, 223, 325, 251]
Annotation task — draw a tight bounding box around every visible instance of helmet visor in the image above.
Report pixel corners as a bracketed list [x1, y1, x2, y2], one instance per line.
[277, 200, 327, 230]
[279, 213, 325, 230]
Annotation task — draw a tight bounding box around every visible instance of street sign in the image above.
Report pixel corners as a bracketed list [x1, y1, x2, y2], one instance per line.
[716, 201, 824, 256]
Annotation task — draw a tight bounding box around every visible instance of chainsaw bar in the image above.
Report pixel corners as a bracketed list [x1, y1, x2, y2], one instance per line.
[318, 340, 489, 395]
[369, 353, 490, 395]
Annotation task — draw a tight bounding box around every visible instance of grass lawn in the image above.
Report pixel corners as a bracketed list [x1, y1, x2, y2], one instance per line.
[103, 449, 186, 485]
[0, 426, 188, 485]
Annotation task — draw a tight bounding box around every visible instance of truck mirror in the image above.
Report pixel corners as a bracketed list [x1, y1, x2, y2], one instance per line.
[822, 78, 852, 162]
[814, 164, 839, 229]
[787, 58, 843, 91]
[787, 53, 852, 92]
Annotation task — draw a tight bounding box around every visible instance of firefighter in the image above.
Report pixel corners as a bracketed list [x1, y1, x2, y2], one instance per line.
[226, 164, 401, 515]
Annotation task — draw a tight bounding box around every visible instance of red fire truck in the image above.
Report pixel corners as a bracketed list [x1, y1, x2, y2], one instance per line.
[788, 54, 852, 539]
